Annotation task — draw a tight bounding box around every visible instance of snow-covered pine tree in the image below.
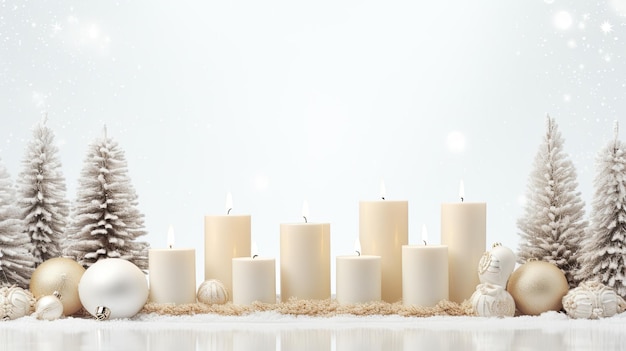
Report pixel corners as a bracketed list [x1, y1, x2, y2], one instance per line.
[17, 117, 69, 266]
[576, 121, 626, 296]
[0, 158, 35, 288]
[517, 115, 587, 288]
[64, 127, 149, 270]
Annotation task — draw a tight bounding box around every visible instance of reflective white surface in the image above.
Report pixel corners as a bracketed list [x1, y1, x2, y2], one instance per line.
[1, 313, 625, 351]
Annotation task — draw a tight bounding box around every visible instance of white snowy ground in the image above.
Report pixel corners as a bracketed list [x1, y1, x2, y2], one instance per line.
[1, 311, 625, 351]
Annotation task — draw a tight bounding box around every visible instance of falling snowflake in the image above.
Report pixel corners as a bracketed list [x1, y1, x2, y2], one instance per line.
[601, 21, 613, 34]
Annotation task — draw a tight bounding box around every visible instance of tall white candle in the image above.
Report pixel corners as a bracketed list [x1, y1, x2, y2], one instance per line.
[148, 226, 197, 304]
[441, 181, 486, 303]
[280, 201, 330, 301]
[359, 180, 408, 303]
[402, 225, 448, 307]
[204, 193, 251, 300]
[336, 239, 381, 305]
[232, 243, 276, 305]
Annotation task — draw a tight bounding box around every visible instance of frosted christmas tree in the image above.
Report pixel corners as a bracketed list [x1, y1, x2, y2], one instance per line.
[64, 127, 149, 270]
[16, 117, 69, 266]
[0, 158, 35, 288]
[576, 122, 626, 296]
[517, 115, 587, 287]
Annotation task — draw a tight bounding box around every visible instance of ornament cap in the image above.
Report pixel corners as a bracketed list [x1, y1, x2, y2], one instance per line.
[95, 306, 111, 321]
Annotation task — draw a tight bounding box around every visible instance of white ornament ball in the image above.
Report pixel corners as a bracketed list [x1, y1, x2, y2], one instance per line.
[478, 243, 516, 287]
[78, 259, 149, 320]
[30, 257, 86, 316]
[471, 283, 516, 317]
[506, 260, 569, 315]
[0, 286, 35, 320]
[197, 279, 229, 305]
[33, 295, 64, 321]
[562, 281, 626, 319]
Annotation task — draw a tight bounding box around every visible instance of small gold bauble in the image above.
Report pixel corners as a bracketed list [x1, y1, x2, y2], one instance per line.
[29, 257, 86, 316]
[506, 260, 569, 315]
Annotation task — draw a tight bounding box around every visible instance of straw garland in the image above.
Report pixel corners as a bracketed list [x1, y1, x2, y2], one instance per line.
[141, 298, 475, 317]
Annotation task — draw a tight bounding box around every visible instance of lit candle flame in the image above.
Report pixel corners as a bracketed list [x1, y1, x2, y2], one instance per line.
[302, 200, 309, 223]
[380, 178, 386, 200]
[421, 224, 428, 246]
[167, 225, 175, 249]
[252, 242, 259, 259]
[226, 192, 233, 214]
[354, 238, 362, 256]
[459, 180, 465, 202]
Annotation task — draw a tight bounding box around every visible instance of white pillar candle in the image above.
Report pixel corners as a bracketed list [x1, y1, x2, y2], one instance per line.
[336, 251, 381, 305]
[402, 226, 448, 307]
[232, 246, 276, 305]
[441, 181, 486, 303]
[280, 202, 330, 301]
[204, 193, 251, 300]
[359, 180, 408, 303]
[148, 226, 196, 304]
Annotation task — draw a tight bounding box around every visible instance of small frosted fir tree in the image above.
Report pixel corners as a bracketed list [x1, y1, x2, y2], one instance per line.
[517, 115, 587, 288]
[64, 127, 149, 270]
[576, 122, 626, 296]
[0, 158, 35, 288]
[17, 117, 69, 266]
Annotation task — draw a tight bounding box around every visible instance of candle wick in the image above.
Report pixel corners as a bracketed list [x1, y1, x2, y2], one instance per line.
[423, 240, 427, 246]
[356, 250, 361, 256]
[303, 216, 308, 223]
[227, 208, 232, 215]
[168, 244, 173, 249]
[460, 197, 464, 203]
[381, 196, 385, 200]
[252, 254, 258, 259]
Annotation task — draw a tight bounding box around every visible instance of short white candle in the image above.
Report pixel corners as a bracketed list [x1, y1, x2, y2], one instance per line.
[148, 226, 197, 304]
[402, 225, 448, 307]
[204, 192, 251, 300]
[280, 201, 330, 301]
[336, 239, 381, 305]
[359, 179, 408, 303]
[441, 181, 486, 303]
[232, 243, 276, 305]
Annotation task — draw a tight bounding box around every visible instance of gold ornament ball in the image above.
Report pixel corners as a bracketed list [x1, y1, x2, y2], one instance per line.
[506, 260, 569, 316]
[30, 257, 86, 316]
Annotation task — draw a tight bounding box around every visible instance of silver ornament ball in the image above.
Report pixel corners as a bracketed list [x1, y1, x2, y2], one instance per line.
[34, 295, 64, 321]
[78, 258, 149, 320]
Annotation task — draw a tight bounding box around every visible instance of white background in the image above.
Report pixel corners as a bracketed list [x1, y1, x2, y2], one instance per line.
[1, 0, 624, 290]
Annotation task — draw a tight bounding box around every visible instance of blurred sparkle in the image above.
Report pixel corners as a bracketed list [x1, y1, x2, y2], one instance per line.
[601, 21, 614, 34]
[554, 11, 573, 30]
[567, 39, 577, 48]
